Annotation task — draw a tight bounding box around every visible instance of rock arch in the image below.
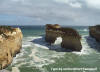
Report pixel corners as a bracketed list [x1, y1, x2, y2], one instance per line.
[45, 24, 82, 51]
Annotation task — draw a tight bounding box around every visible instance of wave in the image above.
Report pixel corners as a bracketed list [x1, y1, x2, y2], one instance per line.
[10, 36, 65, 69]
[54, 37, 62, 45]
[9, 35, 99, 72]
[73, 35, 96, 55]
[0, 70, 10, 72]
[78, 28, 88, 32]
[83, 29, 88, 31]
[12, 67, 20, 72]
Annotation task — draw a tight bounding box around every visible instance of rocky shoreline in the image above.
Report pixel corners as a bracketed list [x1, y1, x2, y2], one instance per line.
[0, 24, 100, 70]
[89, 25, 100, 42]
[0, 26, 23, 69]
[45, 24, 82, 51]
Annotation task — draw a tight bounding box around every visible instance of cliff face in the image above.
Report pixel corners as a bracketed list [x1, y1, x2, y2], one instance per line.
[89, 25, 100, 42]
[45, 24, 82, 51]
[45, 24, 61, 43]
[0, 26, 23, 69]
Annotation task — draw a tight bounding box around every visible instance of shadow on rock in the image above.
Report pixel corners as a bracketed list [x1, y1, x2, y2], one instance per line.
[30, 36, 73, 52]
[85, 36, 100, 52]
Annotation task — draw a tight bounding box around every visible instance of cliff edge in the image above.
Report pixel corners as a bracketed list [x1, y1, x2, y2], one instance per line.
[0, 26, 23, 69]
[89, 25, 100, 42]
[45, 24, 82, 51]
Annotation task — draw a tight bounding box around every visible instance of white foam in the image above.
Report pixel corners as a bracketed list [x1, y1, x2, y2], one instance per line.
[29, 48, 62, 67]
[11, 36, 65, 69]
[54, 37, 62, 45]
[73, 35, 92, 55]
[34, 44, 48, 49]
[0, 70, 10, 72]
[28, 36, 65, 67]
[12, 67, 20, 72]
[83, 29, 88, 31]
[29, 49, 42, 62]
[22, 44, 31, 47]
[26, 36, 41, 41]
[78, 29, 88, 32]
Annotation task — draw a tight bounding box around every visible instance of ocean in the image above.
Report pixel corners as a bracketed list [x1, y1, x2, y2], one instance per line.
[5, 26, 100, 72]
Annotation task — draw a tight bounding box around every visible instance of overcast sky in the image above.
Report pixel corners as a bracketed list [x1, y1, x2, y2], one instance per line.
[0, 0, 100, 26]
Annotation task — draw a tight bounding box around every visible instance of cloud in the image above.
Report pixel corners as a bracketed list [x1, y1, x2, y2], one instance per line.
[85, 0, 100, 9]
[69, 2, 81, 8]
[0, 0, 99, 25]
[54, 0, 82, 8]
[54, 0, 100, 9]
[55, 0, 69, 3]
[12, 0, 22, 2]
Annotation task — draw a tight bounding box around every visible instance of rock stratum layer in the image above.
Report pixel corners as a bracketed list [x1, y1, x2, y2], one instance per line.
[45, 24, 82, 51]
[89, 25, 100, 42]
[0, 26, 23, 69]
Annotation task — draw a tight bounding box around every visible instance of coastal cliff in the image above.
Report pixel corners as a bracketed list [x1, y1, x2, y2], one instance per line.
[45, 24, 82, 51]
[0, 26, 23, 69]
[89, 25, 100, 42]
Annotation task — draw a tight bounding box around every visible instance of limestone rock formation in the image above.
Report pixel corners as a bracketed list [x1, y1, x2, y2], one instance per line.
[45, 24, 82, 51]
[0, 26, 23, 69]
[89, 25, 100, 42]
[45, 24, 61, 43]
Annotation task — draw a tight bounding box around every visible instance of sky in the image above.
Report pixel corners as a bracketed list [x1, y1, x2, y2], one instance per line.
[0, 0, 100, 26]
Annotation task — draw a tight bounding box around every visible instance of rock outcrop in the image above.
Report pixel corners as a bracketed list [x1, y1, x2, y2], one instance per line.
[0, 26, 23, 69]
[89, 25, 100, 42]
[45, 24, 61, 43]
[45, 24, 82, 51]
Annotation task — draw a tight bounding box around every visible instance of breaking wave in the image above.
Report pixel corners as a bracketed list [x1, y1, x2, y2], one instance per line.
[10, 36, 65, 72]
[8, 34, 99, 72]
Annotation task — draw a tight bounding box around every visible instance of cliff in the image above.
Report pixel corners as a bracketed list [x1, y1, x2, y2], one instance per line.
[89, 25, 100, 42]
[0, 26, 23, 69]
[45, 24, 82, 51]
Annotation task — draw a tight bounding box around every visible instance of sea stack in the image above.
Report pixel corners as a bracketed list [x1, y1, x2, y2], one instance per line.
[0, 26, 23, 69]
[89, 25, 100, 42]
[45, 24, 82, 51]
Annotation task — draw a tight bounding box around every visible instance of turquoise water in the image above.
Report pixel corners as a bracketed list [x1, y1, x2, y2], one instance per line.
[6, 26, 100, 72]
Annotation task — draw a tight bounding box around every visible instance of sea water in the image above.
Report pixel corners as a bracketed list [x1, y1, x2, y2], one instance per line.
[5, 26, 100, 72]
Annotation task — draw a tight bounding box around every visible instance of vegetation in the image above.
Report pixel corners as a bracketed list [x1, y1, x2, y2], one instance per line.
[0, 26, 14, 34]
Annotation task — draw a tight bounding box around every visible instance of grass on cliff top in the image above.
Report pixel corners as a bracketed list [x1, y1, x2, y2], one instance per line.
[89, 25, 100, 31]
[0, 26, 14, 34]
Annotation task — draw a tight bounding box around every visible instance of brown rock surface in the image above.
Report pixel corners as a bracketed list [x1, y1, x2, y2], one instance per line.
[89, 25, 100, 42]
[0, 26, 23, 69]
[45, 24, 82, 51]
[45, 24, 61, 43]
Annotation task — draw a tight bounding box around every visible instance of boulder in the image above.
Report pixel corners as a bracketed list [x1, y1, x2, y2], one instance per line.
[0, 26, 23, 69]
[89, 25, 100, 42]
[45, 24, 82, 51]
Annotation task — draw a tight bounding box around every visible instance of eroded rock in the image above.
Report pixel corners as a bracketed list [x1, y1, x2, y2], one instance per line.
[45, 24, 82, 51]
[45, 24, 61, 43]
[0, 26, 23, 69]
[89, 25, 100, 42]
